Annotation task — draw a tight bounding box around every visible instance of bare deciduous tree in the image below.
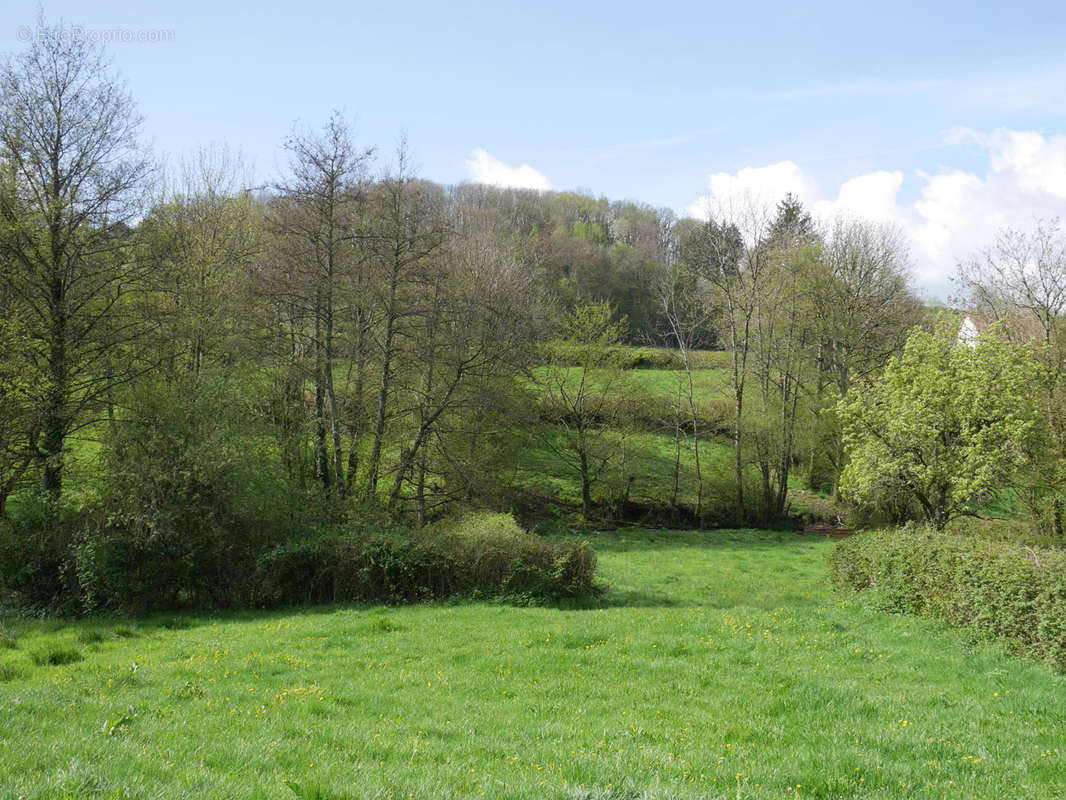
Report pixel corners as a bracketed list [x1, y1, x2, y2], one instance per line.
[810, 218, 921, 494]
[955, 219, 1066, 347]
[140, 146, 262, 378]
[685, 200, 771, 520]
[0, 27, 152, 501]
[362, 141, 446, 500]
[267, 113, 373, 496]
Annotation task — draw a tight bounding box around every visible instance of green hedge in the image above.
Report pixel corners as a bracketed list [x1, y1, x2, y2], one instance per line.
[253, 513, 600, 608]
[0, 506, 82, 616]
[1, 509, 600, 614]
[830, 528, 1066, 670]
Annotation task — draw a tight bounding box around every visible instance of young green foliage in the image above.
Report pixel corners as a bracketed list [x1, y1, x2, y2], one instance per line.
[838, 316, 1039, 529]
[534, 302, 631, 521]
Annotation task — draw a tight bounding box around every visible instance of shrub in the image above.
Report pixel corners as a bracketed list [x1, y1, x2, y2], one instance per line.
[830, 527, 1066, 670]
[607, 347, 684, 370]
[943, 515, 1036, 544]
[540, 342, 733, 372]
[0, 501, 82, 615]
[252, 513, 600, 607]
[74, 521, 193, 613]
[5, 453, 601, 612]
[73, 370, 322, 613]
[251, 535, 342, 608]
[432, 512, 599, 600]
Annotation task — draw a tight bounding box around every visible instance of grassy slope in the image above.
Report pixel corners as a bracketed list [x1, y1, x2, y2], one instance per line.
[532, 366, 732, 404]
[515, 359, 734, 512]
[514, 428, 734, 510]
[2, 530, 1064, 799]
[512, 374, 826, 518]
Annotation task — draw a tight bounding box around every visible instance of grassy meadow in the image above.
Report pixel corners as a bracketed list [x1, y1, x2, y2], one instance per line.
[513, 350, 738, 515]
[513, 428, 735, 511]
[2, 529, 1064, 799]
[534, 366, 732, 406]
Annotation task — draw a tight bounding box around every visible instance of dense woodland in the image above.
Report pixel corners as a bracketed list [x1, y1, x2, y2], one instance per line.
[2, 28, 1066, 614]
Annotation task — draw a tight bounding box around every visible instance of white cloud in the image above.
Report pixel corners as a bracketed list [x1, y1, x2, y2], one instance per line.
[815, 170, 904, 224]
[910, 169, 985, 270]
[984, 129, 1066, 199]
[907, 129, 1066, 291]
[688, 160, 812, 219]
[688, 129, 1066, 298]
[465, 148, 550, 191]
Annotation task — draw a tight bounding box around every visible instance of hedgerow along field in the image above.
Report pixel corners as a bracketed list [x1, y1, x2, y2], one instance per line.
[2, 529, 1064, 799]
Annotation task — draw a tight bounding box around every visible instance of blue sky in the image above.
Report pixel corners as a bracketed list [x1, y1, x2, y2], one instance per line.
[5, 0, 1066, 297]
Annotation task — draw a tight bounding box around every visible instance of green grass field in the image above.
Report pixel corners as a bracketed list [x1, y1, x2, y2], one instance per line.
[513, 428, 734, 511]
[534, 367, 732, 405]
[1, 529, 1064, 799]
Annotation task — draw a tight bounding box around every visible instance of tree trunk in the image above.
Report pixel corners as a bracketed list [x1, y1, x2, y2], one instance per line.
[732, 386, 744, 522]
[42, 309, 67, 503]
[325, 289, 345, 495]
[579, 445, 593, 522]
[344, 323, 369, 493]
[387, 368, 462, 510]
[313, 303, 331, 493]
[670, 379, 682, 510]
[680, 345, 703, 517]
[416, 448, 428, 527]
[728, 295, 750, 524]
[366, 254, 401, 500]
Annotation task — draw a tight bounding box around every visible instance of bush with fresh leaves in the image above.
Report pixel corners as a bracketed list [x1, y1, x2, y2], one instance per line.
[838, 317, 1040, 530]
[432, 512, 599, 600]
[544, 343, 682, 371]
[830, 527, 1066, 670]
[2, 368, 602, 613]
[75, 370, 322, 612]
[252, 512, 600, 607]
[0, 500, 81, 615]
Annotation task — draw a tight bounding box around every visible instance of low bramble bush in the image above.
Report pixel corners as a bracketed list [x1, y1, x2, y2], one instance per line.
[252, 512, 599, 607]
[830, 527, 1066, 670]
[544, 343, 687, 371]
[432, 512, 600, 600]
[4, 475, 600, 611]
[0, 503, 82, 615]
